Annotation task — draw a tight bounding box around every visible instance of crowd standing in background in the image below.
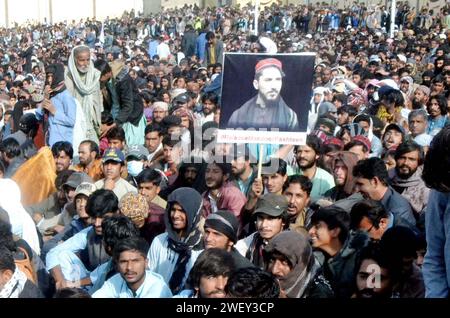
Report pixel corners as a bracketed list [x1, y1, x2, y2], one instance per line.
[1, 0, 450, 298]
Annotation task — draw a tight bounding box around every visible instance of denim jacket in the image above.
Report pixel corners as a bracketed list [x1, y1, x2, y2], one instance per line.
[423, 190, 450, 297]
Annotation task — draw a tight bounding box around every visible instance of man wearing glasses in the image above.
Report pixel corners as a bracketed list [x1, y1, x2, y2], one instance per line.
[350, 200, 392, 241]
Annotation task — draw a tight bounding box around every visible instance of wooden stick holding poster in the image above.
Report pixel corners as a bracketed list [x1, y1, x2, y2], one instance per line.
[257, 144, 264, 179]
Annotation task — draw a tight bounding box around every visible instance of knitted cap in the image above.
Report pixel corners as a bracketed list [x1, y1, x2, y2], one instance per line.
[204, 210, 240, 243]
[119, 193, 149, 228]
[255, 58, 283, 74]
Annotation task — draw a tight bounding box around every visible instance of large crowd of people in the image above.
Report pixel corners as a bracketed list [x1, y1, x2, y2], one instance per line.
[1, 0, 450, 299]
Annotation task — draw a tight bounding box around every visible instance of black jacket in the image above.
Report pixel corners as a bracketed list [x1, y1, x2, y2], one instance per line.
[18, 280, 44, 298]
[303, 271, 335, 298]
[115, 71, 144, 127]
[181, 30, 197, 58]
[319, 230, 369, 298]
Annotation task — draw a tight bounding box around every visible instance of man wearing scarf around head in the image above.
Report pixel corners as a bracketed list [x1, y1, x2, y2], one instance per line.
[264, 231, 334, 298]
[65, 45, 102, 143]
[148, 187, 204, 294]
[35, 63, 76, 147]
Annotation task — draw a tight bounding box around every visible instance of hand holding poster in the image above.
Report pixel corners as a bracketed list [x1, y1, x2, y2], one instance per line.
[217, 53, 315, 145]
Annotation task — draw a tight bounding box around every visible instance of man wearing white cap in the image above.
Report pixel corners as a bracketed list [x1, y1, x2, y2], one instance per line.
[152, 101, 169, 124]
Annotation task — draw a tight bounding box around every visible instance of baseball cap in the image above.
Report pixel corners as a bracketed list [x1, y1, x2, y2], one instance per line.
[63, 172, 93, 189]
[204, 211, 240, 243]
[172, 93, 189, 105]
[255, 58, 283, 74]
[74, 182, 96, 198]
[126, 145, 149, 161]
[384, 123, 405, 136]
[254, 193, 288, 217]
[102, 148, 125, 163]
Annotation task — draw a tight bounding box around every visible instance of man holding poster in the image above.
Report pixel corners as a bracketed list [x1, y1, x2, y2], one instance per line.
[227, 58, 299, 131]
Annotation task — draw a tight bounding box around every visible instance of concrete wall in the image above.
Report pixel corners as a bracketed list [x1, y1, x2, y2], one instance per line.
[143, 0, 161, 15]
[0, 0, 143, 27]
[161, 0, 200, 9]
[0, 0, 446, 27]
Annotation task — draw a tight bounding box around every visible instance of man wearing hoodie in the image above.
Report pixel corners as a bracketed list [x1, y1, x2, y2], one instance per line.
[148, 187, 204, 295]
[321, 151, 363, 211]
[264, 231, 334, 298]
[389, 141, 429, 226]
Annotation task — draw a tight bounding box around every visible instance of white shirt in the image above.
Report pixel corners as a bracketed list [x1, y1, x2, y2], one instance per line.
[92, 270, 172, 298]
[95, 178, 137, 201]
[148, 233, 202, 287]
[157, 42, 171, 60]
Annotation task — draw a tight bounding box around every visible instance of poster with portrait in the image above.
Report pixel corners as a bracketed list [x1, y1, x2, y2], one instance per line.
[217, 53, 315, 145]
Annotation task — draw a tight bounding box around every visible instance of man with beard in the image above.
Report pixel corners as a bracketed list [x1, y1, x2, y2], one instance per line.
[322, 151, 363, 211]
[353, 243, 394, 299]
[202, 160, 246, 222]
[421, 70, 434, 87]
[353, 158, 416, 231]
[93, 237, 172, 298]
[282, 175, 313, 232]
[227, 58, 299, 131]
[51, 141, 73, 174]
[73, 140, 103, 181]
[264, 231, 334, 298]
[291, 135, 335, 201]
[195, 92, 218, 127]
[176, 248, 236, 298]
[231, 145, 257, 197]
[65, 45, 102, 143]
[412, 85, 430, 109]
[389, 141, 430, 223]
[151, 102, 169, 125]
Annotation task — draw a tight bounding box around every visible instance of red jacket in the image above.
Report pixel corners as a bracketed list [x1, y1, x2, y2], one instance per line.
[202, 181, 247, 222]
